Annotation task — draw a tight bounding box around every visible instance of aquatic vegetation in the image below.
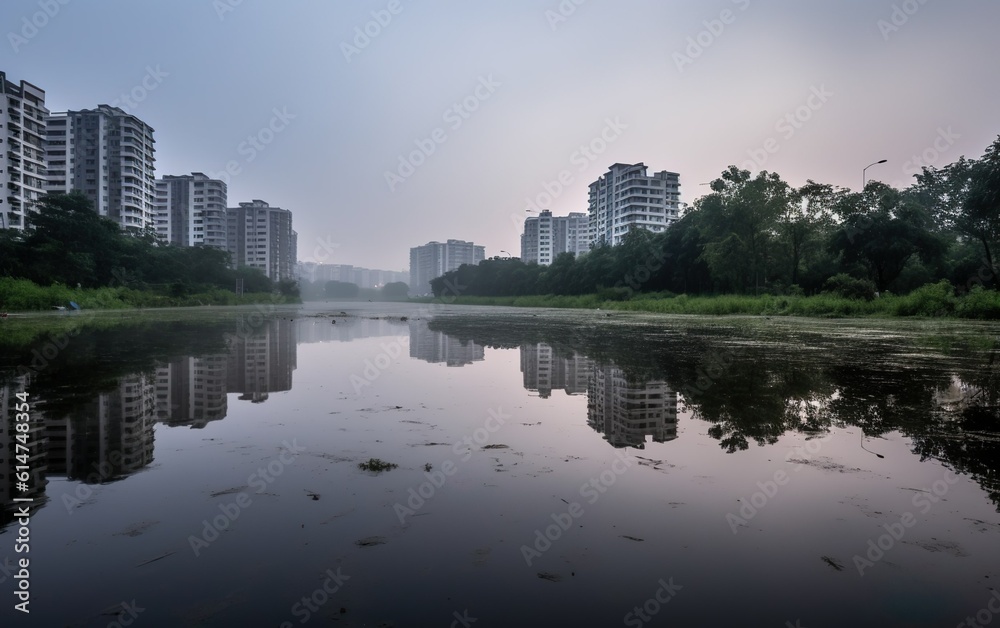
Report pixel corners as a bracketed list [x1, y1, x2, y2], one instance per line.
[358, 458, 398, 473]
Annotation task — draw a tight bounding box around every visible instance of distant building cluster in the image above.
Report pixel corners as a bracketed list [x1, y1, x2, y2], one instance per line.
[297, 262, 408, 289]
[521, 162, 682, 263]
[409, 239, 485, 296]
[0, 71, 297, 281]
[520, 210, 589, 265]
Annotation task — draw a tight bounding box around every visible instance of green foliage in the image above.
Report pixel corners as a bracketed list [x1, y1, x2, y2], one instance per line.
[381, 281, 409, 298]
[823, 273, 878, 301]
[0, 277, 295, 311]
[892, 280, 957, 316]
[0, 193, 283, 309]
[324, 280, 360, 298]
[955, 285, 1000, 319]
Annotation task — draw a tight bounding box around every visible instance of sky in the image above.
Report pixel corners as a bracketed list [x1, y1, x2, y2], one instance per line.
[3, 0, 999, 271]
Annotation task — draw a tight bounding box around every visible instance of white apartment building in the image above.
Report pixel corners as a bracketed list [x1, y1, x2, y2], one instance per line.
[226, 200, 298, 282]
[588, 162, 681, 246]
[0, 72, 48, 230]
[521, 210, 590, 265]
[155, 173, 228, 249]
[409, 239, 485, 296]
[46, 104, 157, 231]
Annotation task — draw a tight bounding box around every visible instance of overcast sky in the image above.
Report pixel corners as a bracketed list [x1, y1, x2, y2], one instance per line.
[4, 0, 998, 271]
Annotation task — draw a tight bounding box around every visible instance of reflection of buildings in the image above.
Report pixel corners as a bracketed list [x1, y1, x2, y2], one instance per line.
[520, 343, 592, 398]
[45, 374, 156, 481]
[155, 317, 296, 423]
[296, 317, 408, 344]
[227, 317, 296, 403]
[409, 321, 484, 366]
[155, 355, 228, 428]
[587, 366, 678, 448]
[1, 377, 48, 522]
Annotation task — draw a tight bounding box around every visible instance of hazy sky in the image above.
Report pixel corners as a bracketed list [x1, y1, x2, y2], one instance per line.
[4, 0, 998, 270]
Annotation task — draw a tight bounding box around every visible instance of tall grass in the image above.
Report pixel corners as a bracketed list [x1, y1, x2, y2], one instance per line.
[435, 284, 1000, 319]
[0, 277, 298, 312]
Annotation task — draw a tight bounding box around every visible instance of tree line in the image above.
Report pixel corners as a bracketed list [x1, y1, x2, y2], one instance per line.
[431, 136, 1000, 300]
[0, 192, 298, 298]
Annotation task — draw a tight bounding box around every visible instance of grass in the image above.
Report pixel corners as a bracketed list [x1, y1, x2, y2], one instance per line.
[0, 277, 299, 312]
[358, 458, 398, 473]
[424, 284, 1000, 319]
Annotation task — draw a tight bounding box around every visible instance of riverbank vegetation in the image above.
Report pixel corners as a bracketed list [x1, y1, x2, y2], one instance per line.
[0, 192, 299, 311]
[429, 136, 1000, 318]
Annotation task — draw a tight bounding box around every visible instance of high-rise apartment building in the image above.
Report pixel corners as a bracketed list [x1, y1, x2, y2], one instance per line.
[226, 200, 297, 282]
[521, 210, 590, 265]
[154, 173, 228, 249]
[588, 162, 680, 247]
[0, 72, 48, 230]
[409, 239, 485, 296]
[46, 104, 157, 231]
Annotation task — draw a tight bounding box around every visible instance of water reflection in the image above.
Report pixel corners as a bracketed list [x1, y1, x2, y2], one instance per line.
[409, 319, 484, 366]
[2, 311, 999, 530]
[519, 343, 677, 448]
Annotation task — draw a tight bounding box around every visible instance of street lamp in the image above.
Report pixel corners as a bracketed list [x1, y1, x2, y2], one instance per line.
[862, 159, 887, 189]
[499, 250, 512, 259]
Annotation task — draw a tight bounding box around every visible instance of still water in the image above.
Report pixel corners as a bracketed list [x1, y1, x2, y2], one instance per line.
[1, 303, 999, 627]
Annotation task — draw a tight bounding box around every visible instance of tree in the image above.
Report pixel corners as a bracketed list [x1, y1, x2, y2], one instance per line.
[381, 281, 409, 298]
[829, 184, 947, 292]
[325, 280, 360, 298]
[697, 168, 795, 293]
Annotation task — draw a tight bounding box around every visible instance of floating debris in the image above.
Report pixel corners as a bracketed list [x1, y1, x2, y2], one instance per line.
[356, 536, 387, 547]
[358, 458, 399, 473]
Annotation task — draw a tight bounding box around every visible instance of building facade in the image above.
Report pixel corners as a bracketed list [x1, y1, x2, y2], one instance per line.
[226, 200, 297, 281]
[588, 162, 680, 247]
[46, 105, 157, 231]
[409, 239, 485, 296]
[154, 173, 228, 249]
[521, 210, 590, 265]
[0, 72, 48, 230]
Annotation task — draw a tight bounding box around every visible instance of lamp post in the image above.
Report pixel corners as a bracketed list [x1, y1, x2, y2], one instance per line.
[862, 159, 887, 189]
[499, 250, 512, 259]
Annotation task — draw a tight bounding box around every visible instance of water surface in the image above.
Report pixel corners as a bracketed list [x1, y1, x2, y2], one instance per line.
[1, 303, 998, 627]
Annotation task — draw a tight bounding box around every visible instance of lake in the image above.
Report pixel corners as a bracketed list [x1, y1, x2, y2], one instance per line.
[1, 302, 999, 627]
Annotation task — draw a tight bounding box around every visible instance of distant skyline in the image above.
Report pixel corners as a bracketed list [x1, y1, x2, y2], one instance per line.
[4, 0, 999, 270]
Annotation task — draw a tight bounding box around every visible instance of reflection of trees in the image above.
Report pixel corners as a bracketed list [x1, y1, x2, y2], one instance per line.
[430, 317, 1000, 509]
[0, 318, 234, 418]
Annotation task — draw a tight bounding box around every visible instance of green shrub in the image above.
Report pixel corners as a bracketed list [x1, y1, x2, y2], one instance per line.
[823, 274, 877, 301]
[893, 280, 956, 316]
[956, 285, 1000, 319]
